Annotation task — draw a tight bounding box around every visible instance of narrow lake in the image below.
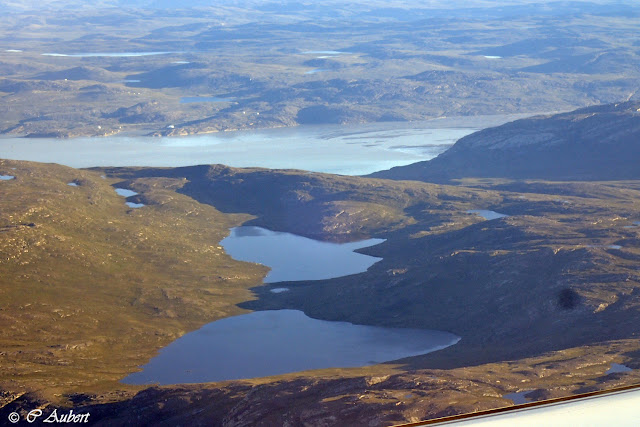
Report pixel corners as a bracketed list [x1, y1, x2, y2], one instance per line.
[124, 226, 460, 384]
[0, 115, 525, 175]
[220, 226, 384, 283]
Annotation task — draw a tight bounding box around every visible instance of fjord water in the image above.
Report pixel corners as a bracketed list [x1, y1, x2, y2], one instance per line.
[0, 115, 522, 175]
[124, 226, 460, 384]
[123, 309, 460, 385]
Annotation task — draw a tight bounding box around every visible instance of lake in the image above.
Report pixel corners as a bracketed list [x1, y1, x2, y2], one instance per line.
[123, 226, 460, 384]
[220, 226, 384, 283]
[0, 115, 525, 175]
[123, 309, 460, 385]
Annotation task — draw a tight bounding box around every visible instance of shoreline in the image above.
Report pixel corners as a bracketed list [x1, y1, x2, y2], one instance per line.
[0, 112, 548, 141]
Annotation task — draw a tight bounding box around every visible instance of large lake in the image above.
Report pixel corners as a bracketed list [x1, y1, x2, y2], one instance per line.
[123, 309, 460, 385]
[124, 226, 460, 384]
[0, 115, 525, 175]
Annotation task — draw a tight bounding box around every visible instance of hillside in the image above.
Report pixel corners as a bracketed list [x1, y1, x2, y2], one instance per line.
[370, 102, 640, 182]
[3, 160, 640, 424]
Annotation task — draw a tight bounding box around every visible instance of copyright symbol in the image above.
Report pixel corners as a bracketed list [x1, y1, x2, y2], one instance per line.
[8, 412, 20, 423]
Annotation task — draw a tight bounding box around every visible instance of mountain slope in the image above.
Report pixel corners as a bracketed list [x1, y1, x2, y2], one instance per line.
[370, 102, 640, 182]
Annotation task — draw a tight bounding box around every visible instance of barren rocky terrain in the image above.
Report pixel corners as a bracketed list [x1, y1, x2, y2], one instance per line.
[1, 1, 639, 137]
[2, 114, 640, 423]
[2, 1, 640, 426]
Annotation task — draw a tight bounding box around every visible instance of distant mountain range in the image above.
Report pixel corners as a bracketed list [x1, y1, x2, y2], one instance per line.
[370, 101, 640, 182]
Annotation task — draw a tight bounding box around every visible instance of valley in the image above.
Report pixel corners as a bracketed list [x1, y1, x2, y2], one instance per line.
[2, 1, 640, 425]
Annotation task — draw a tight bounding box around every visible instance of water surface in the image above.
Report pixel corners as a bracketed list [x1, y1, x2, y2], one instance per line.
[114, 188, 138, 197]
[467, 209, 509, 220]
[587, 244, 622, 250]
[42, 51, 173, 57]
[302, 50, 347, 55]
[504, 390, 532, 405]
[1, 118, 528, 175]
[220, 226, 384, 283]
[180, 97, 235, 103]
[123, 226, 460, 384]
[123, 309, 460, 385]
[606, 363, 633, 374]
[114, 188, 144, 208]
[0, 175, 15, 180]
[305, 69, 327, 74]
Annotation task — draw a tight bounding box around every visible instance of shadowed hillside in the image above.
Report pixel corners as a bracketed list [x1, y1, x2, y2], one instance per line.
[371, 102, 640, 183]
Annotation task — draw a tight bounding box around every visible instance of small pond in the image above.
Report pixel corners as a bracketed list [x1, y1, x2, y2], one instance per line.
[114, 188, 145, 208]
[114, 188, 138, 197]
[467, 209, 509, 220]
[606, 363, 633, 374]
[587, 244, 622, 250]
[503, 390, 532, 405]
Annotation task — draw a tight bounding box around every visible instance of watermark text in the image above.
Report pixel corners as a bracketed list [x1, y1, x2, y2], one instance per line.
[8, 408, 90, 424]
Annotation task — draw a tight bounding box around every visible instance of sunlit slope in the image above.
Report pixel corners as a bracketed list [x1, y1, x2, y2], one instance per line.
[2, 159, 640, 425]
[0, 159, 266, 395]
